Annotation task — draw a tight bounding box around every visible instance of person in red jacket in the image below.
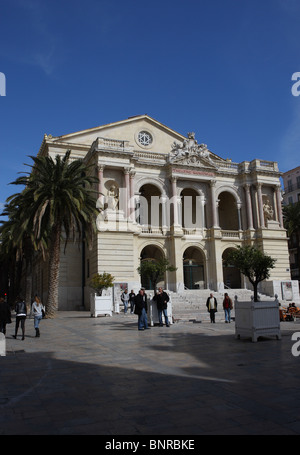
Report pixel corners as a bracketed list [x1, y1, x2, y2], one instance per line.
[223, 293, 233, 323]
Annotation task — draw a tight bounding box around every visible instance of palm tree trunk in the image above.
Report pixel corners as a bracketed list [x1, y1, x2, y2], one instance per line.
[46, 224, 62, 317]
[25, 257, 33, 312]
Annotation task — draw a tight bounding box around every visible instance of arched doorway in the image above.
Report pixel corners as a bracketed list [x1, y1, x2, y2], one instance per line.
[218, 192, 239, 230]
[140, 245, 165, 290]
[222, 248, 241, 289]
[183, 247, 205, 289]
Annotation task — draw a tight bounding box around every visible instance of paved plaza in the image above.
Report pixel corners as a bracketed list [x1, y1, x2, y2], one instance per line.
[1, 311, 300, 435]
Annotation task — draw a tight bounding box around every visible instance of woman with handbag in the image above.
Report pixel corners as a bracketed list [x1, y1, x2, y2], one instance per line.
[31, 295, 45, 338]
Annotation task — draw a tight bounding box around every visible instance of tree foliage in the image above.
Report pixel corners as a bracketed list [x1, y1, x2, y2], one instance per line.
[89, 272, 115, 296]
[283, 202, 300, 275]
[225, 245, 276, 301]
[1, 150, 99, 316]
[137, 258, 177, 291]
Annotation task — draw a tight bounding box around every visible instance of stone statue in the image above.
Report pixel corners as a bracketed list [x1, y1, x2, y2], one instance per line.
[106, 185, 119, 210]
[263, 199, 274, 222]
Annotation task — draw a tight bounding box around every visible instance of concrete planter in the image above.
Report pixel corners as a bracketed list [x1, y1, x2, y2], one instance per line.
[149, 297, 173, 326]
[235, 300, 281, 342]
[90, 293, 113, 317]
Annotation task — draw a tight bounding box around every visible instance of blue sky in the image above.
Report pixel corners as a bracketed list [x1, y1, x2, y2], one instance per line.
[1, 0, 300, 211]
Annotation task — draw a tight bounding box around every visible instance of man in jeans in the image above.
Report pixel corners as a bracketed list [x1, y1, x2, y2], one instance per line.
[121, 289, 130, 314]
[134, 288, 150, 331]
[222, 292, 233, 323]
[153, 287, 170, 327]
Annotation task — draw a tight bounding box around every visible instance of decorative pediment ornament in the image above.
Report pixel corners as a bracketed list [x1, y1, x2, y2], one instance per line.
[168, 132, 216, 167]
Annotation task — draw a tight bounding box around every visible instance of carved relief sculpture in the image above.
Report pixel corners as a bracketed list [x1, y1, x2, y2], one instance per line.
[169, 132, 214, 165]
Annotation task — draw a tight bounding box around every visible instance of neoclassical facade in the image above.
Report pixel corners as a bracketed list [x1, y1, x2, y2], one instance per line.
[36, 115, 292, 310]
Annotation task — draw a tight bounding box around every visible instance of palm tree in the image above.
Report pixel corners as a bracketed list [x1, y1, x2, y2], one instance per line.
[283, 201, 300, 278]
[8, 150, 99, 317]
[0, 198, 34, 306]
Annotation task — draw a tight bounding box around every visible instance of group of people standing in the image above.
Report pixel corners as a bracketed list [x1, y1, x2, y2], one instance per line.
[0, 295, 45, 340]
[121, 287, 233, 330]
[2, 289, 234, 337]
[206, 292, 233, 323]
[121, 287, 170, 330]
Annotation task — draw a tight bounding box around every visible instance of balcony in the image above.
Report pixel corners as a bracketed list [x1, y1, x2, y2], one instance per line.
[140, 225, 163, 235]
[221, 230, 243, 239]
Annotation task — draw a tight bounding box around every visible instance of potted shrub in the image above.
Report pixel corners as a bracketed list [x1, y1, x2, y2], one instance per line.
[225, 246, 281, 342]
[89, 272, 114, 317]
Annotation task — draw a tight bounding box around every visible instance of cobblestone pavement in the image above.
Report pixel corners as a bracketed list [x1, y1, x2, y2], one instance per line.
[1, 311, 300, 435]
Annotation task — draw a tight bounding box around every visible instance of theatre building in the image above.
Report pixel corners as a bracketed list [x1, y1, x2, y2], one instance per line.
[35, 115, 293, 310]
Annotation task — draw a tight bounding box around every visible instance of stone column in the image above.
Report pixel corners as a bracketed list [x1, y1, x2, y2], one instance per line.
[129, 170, 136, 221]
[275, 184, 284, 228]
[210, 180, 218, 227]
[244, 184, 253, 229]
[199, 195, 206, 229]
[237, 201, 242, 231]
[97, 165, 105, 208]
[256, 183, 265, 228]
[171, 177, 179, 226]
[161, 194, 168, 234]
[123, 168, 130, 219]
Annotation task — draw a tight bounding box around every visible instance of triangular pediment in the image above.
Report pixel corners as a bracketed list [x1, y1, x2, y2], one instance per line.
[46, 115, 187, 155]
[42, 115, 226, 162]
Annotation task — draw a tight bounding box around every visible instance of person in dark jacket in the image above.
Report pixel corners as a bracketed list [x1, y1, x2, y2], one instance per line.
[206, 293, 217, 323]
[13, 296, 27, 340]
[153, 287, 170, 327]
[0, 297, 11, 335]
[223, 292, 233, 323]
[129, 290, 136, 314]
[134, 288, 150, 331]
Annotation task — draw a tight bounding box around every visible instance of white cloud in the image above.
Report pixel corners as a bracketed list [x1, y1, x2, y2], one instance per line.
[0, 0, 58, 76]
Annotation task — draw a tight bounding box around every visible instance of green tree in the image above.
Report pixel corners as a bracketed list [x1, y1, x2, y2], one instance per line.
[225, 245, 276, 302]
[6, 150, 99, 317]
[137, 258, 177, 291]
[283, 201, 300, 276]
[0, 195, 40, 306]
[89, 272, 115, 296]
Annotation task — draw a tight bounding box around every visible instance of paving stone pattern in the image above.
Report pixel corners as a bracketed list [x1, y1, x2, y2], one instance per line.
[1, 311, 300, 435]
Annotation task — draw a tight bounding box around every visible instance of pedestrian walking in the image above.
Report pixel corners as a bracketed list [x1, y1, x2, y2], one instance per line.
[129, 289, 136, 314]
[223, 292, 233, 323]
[153, 287, 170, 327]
[31, 295, 45, 337]
[121, 288, 130, 314]
[134, 288, 150, 331]
[0, 297, 11, 335]
[206, 293, 217, 323]
[13, 296, 27, 340]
